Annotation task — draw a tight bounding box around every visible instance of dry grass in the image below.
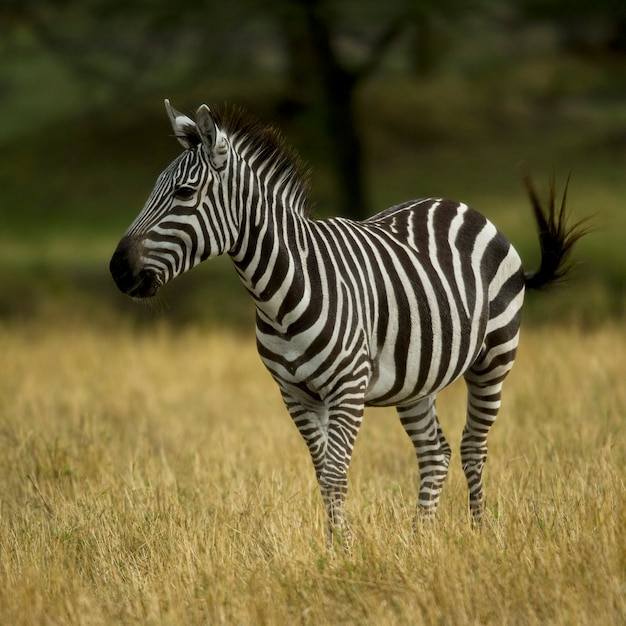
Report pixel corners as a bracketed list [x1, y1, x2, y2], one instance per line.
[0, 319, 624, 625]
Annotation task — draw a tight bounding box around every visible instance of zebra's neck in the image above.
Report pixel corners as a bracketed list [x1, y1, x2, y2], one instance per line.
[229, 189, 316, 332]
[222, 125, 316, 331]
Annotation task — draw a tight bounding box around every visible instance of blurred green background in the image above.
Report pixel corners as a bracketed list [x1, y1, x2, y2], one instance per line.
[1, 0, 625, 329]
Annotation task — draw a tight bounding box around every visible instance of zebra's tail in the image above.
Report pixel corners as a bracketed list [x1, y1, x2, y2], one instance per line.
[521, 168, 592, 291]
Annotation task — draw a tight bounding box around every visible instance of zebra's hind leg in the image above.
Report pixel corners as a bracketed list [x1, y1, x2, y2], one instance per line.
[398, 395, 451, 524]
[460, 375, 503, 527]
[462, 337, 517, 526]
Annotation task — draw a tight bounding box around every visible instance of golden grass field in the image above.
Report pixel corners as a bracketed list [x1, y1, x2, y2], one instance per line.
[0, 318, 624, 625]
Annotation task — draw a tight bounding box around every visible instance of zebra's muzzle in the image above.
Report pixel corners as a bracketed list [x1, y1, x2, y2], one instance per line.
[110, 237, 161, 298]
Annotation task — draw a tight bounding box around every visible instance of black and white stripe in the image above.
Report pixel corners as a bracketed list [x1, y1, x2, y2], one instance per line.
[110, 101, 587, 544]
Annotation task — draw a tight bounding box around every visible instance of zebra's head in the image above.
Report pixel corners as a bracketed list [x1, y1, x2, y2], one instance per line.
[110, 100, 235, 298]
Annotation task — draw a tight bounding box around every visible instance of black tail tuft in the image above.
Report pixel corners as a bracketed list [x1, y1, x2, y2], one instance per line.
[520, 167, 592, 291]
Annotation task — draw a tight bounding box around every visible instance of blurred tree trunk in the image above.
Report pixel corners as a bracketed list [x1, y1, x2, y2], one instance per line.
[409, 11, 438, 76]
[298, 0, 365, 218]
[282, 0, 408, 219]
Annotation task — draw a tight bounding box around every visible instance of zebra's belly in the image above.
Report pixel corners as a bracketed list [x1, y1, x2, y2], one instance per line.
[363, 326, 484, 407]
[363, 363, 464, 407]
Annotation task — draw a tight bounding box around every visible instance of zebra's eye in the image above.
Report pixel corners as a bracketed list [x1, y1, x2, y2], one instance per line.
[173, 186, 196, 200]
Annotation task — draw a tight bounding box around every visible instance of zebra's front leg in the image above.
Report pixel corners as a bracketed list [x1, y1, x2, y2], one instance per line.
[318, 404, 364, 549]
[285, 400, 328, 484]
[398, 395, 451, 523]
[283, 394, 362, 547]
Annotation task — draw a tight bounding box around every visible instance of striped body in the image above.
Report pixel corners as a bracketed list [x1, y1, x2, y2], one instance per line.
[246, 200, 522, 408]
[111, 101, 586, 544]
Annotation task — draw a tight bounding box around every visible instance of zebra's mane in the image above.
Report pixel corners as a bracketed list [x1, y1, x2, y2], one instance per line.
[212, 106, 312, 217]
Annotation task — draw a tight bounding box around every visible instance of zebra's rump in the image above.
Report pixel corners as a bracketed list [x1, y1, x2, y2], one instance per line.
[357, 198, 524, 405]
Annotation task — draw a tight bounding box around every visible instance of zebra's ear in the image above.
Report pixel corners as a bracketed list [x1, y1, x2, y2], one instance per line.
[196, 104, 228, 169]
[164, 99, 201, 150]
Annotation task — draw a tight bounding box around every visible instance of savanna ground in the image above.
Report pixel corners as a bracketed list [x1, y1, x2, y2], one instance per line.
[1, 36, 626, 624]
[0, 319, 624, 624]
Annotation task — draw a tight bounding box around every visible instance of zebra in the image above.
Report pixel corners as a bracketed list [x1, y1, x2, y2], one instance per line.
[110, 100, 588, 545]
